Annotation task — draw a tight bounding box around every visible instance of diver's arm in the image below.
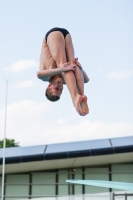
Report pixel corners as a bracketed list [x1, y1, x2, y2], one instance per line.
[37, 62, 76, 81]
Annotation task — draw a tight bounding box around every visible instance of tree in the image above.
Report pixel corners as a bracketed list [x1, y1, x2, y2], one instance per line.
[0, 138, 19, 148]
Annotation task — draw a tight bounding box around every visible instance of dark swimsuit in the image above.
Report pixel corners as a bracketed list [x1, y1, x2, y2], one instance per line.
[45, 27, 69, 42]
[45, 27, 82, 72]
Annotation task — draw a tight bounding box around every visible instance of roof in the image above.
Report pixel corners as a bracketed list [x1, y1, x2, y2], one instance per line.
[0, 136, 133, 166]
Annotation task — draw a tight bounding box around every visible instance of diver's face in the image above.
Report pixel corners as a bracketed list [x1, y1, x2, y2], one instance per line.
[48, 78, 63, 97]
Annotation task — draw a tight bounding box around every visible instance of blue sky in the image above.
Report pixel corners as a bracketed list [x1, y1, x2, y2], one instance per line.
[0, 0, 133, 146]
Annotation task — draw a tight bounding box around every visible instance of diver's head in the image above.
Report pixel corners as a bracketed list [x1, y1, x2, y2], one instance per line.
[45, 75, 63, 102]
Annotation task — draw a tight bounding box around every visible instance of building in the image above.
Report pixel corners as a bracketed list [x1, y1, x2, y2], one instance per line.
[0, 136, 133, 200]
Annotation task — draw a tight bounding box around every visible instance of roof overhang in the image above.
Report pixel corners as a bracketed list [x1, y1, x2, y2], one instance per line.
[0, 152, 133, 174]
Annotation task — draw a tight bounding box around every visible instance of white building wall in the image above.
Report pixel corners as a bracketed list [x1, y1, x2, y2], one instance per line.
[0, 163, 133, 200]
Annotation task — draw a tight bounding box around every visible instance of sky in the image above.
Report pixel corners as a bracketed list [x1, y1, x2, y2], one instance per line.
[0, 0, 133, 146]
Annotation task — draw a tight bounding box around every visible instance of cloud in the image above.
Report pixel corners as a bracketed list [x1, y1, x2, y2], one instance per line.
[0, 101, 133, 146]
[13, 80, 35, 89]
[56, 118, 67, 125]
[0, 100, 52, 145]
[43, 120, 133, 145]
[10, 60, 38, 73]
[107, 70, 133, 80]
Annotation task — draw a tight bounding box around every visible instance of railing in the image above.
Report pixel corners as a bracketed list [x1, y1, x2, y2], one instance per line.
[113, 193, 133, 200]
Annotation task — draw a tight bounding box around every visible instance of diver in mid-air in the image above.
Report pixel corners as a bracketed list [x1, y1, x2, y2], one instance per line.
[37, 28, 89, 116]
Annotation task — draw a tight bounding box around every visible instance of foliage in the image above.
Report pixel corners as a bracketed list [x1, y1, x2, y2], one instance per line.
[0, 138, 19, 148]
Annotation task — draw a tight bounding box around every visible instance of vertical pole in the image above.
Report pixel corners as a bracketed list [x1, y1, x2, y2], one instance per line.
[82, 167, 85, 200]
[1, 80, 8, 200]
[125, 193, 127, 200]
[1, 66, 11, 200]
[56, 170, 58, 200]
[72, 170, 74, 196]
[29, 173, 32, 199]
[113, 193, 114, 200]
[109, 164, 112, 200]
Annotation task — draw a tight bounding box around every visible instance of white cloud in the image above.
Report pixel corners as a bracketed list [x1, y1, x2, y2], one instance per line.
[0, 100, 52, 145]
[0, 101, 133, 146]
[13, 80, 35, 89]
[10, 60, 38, 73]
[107, 70, 133, 80]
[43, 120, 133, 145]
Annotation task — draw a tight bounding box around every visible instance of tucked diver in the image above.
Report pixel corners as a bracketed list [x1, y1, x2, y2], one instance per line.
[37, 27, 89, 116]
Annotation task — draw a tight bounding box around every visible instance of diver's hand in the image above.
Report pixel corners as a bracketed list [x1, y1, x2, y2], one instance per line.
[62, 62, 76, 72]
[74, 58, 82, 69]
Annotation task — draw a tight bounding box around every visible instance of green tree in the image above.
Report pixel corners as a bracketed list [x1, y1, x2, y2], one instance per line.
[0, 138, 19, 148]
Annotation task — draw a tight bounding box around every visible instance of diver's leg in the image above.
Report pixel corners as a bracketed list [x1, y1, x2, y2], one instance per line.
[65, 34, 89, 115]
[39, 38, 57, 71]
[65, 34, 84, 95]
[47, 32, 83, 115]
[63, 71, 83, 115]
[47, 31, 66, 67]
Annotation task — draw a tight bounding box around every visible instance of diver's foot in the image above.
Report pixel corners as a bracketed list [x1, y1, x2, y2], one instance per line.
[73, 94, 83, 116]
[80, 95, 89, 116]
